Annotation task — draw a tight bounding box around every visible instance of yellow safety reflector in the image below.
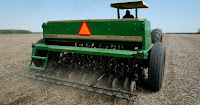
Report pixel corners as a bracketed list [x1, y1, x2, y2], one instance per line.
[78, 22, 91, 36]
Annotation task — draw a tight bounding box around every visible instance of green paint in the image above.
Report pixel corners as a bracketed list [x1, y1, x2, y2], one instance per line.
[29, 50, 49, 71]
[43, 20, 145, 37]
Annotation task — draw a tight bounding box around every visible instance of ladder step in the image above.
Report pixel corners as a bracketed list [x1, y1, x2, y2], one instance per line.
[29, 66, 45, 71]
[31, 56, 47, 60]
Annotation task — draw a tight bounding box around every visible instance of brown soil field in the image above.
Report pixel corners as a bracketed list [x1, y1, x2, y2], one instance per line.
[0, 34, 199, 105]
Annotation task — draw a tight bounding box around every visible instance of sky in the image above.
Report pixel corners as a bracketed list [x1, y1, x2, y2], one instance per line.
[0, 0, 200, 33]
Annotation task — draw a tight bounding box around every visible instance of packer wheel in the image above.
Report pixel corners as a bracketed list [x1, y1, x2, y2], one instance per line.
[66, 69, 73, 79]
[130, 81, 136, 94]
[123, 77, 130, 91]
[79, 70, 86, 80]
[68, 71, 80, 81]
[112, 78, 121, 90]
[92, 71, 100, 80]
[79, 70, 85, 76]
[81, 72, 91, 84]
[56, 69, 68, 79]
[107, 75, 114, 88]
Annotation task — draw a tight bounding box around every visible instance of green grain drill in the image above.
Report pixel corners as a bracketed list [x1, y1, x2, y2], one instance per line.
[29, 1, 166, 101]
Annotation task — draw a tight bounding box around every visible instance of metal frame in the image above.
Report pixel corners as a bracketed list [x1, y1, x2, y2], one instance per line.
[135, 4, 138, 18]
[112, 1, 149, 19]
[116, 3, 138, 19]
[29, 46, 49, 70]
[33, 44, 152, 59]
[22, 65, 137, 102]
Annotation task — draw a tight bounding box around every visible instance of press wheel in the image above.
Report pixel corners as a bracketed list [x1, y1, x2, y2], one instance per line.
[123, 77, 130, 91]
[130, 81, 136, 94]
[107, 75, 114, 88]
[68, 71, 79, 81]
[56, 69, 68, 79]
[81, 72, 91, 84]
[112, 78, 121, 90]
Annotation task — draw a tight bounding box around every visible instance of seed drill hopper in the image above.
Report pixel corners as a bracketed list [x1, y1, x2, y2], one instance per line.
[28, 1, 166, 102]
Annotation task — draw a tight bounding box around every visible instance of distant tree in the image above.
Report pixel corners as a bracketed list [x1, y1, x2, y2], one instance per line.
[0, 29, 32, 33]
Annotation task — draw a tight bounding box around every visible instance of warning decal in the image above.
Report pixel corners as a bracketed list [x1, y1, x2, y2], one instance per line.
[78, 22, 91, 36]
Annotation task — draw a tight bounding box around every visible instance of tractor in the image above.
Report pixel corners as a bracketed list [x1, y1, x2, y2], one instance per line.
[28, 1, 166, 101]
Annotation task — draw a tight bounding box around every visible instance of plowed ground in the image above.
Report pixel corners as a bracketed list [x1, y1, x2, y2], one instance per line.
[0, 34, 199, 105]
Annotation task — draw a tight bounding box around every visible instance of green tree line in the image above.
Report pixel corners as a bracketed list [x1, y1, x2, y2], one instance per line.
[0, 29, 32, 33]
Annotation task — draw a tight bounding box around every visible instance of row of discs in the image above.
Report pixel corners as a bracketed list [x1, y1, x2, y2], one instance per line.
[107, 75, 136, 94]
[55, 68, 101, 85]
[49, 68, 136, 94]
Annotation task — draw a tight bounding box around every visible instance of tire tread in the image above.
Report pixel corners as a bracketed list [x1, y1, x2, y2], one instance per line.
[148, 42, 166, 91]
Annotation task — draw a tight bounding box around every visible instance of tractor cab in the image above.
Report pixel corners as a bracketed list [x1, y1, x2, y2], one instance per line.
[110, 1, 149, 19]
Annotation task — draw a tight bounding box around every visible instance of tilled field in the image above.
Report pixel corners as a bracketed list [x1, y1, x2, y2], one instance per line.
[0, 34, 199, 105]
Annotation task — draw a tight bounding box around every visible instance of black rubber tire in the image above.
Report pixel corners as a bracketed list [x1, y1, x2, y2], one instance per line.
[148, 42, 166, 91]
[32, 39, 47, 67]
[151, 29, 162, 44]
